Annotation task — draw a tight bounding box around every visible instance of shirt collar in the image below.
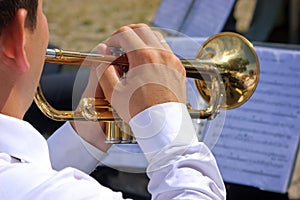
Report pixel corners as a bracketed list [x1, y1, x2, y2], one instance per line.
[0, 113, 51, 168]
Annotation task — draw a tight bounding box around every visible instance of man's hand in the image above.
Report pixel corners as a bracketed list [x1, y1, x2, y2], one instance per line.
[70, 23, 187, 151]
[70, 66, 111, 152]
[97, 24, 187, 123]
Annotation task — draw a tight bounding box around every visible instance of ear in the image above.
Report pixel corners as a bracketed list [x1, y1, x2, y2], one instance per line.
[0, 8, 30, 72]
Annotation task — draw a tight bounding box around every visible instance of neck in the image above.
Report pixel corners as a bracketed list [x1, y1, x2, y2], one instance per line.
[1, 98, 28, 121]
[0, 67, 27, 120]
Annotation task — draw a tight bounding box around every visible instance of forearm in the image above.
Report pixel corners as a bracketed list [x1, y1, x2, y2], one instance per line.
[129, 102, 226, 199]
[47, 122, 106, 174]
[147, 143, 226, 199]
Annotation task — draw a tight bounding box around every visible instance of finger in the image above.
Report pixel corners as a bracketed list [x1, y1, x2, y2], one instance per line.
[127, 24, 163, 48]
[106, 25, 146, 53]
[91, 68, 104, 97]
[96, 43, 122, 102]
[97, 42, 111, 55]
[97, 43, 123, 80]
[80, 66, 104, 99]
[153, 30, 172, 51]
[97, 65, 120, 103]
[95, 43, 119, 77]
[127, 24, 172, 52]
[94, 43, 111, 80]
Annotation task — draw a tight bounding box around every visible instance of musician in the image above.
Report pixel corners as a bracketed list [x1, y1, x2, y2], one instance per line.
[0, 0, 226, 199]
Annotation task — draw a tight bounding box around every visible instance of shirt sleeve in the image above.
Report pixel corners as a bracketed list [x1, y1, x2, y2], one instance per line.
[47, 102, 226, 199]
[47, 122, 107, 174]
[129, 102, 226, 199]
[0, 157, 127, 200]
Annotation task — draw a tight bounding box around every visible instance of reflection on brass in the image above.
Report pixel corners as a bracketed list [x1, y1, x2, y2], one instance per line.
[192, 32, 259, 110]
[35, 32, 259, 143]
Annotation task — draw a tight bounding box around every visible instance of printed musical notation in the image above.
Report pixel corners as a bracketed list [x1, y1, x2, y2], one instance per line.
[159, 37, 300, 192]
[153, 1, 300, 192]
[211, 45, 300, 192]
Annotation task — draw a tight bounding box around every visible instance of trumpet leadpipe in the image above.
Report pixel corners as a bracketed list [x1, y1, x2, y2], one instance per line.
[45, 48, 129, 70]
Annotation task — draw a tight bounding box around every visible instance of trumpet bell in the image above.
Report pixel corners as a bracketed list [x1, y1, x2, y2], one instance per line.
[194, 32, 259, 110]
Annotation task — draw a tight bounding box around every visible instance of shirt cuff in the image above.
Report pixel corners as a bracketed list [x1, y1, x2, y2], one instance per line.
[129, 102, 198, 162]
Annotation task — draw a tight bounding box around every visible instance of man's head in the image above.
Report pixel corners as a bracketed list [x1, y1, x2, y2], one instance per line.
[0, 0, 38, 34]
[0, 0, 49, 119]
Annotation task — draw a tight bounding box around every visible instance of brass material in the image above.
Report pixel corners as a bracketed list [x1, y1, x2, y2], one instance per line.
[105, 122, 133, 144]
[193, 32, 259, 110]
[35, 32, 259, 143]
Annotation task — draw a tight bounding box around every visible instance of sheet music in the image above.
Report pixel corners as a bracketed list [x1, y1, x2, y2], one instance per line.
[181, 0, 236, 36]
[152, 0, 194, 32]
[152, 0, 235, 37]
[167, 37, 300, 192]
[107, 37, 300, 193]
[211, 45, 300, 192]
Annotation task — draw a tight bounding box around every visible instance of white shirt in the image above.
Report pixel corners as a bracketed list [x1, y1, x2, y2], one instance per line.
[0, 102, 226, 199]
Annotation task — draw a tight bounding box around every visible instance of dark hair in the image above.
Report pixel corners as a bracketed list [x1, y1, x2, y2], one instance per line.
[0, 0, 38, 34]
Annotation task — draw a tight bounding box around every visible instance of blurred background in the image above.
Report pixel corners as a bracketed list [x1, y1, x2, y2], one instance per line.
[33, 1, 299, 200]
[43, 0, 299, 52]
[43, 0, 161, 51]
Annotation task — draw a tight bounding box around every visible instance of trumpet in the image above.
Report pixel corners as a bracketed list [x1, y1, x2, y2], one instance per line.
[35, 32, 259, 143]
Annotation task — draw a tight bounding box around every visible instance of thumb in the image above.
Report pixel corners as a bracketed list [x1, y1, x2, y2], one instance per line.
[81, 67, 104, 98]
[96, 43, 121, 103]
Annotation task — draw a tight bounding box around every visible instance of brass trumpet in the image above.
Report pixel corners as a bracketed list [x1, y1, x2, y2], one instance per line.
[35, 32, 259, 143]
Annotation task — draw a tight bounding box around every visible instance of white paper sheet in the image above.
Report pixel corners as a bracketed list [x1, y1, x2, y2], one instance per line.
[152, 0, 195, 32]
[211, 45, 300, 192]
[181, 0, 236, 36]
[152, 0, 236, 37]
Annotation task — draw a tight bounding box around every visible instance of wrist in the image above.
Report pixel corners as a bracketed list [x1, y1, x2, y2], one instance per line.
[70, 121, 112, 152]
[129, 102, 198, 161]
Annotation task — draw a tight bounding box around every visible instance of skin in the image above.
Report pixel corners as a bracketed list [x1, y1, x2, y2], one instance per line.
[72, 24, 186, 151]
[100, 24, 186, 119]
[0, 1, 186, 153]
[0, 0, 49, 119]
